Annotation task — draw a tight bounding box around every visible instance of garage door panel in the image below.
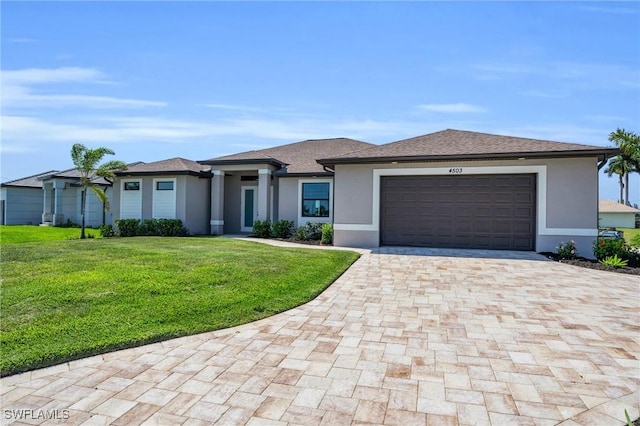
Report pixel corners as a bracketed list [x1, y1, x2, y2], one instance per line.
[380, 174, 536, 250]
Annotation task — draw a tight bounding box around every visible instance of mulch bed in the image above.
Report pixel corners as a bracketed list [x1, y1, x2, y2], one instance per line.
[540, 252, 640, 276]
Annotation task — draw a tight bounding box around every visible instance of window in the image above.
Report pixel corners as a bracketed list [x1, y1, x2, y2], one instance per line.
[124, 181, 140, 191]
[302, 182, 330, 217]
[156, 181, 174, 191]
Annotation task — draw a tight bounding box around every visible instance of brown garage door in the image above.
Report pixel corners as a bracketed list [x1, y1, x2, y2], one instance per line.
[380, 174, 536, 250]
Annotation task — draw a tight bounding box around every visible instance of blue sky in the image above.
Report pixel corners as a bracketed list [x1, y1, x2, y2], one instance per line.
[2, 1, 639, 203]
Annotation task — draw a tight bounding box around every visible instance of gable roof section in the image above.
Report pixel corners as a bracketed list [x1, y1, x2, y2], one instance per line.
[1, 170, 59, 188]
[115, 158, 211, 177]
[201, 138, 375, 175]
[599, 199, 640, 214]
[318, 129, 619, 167]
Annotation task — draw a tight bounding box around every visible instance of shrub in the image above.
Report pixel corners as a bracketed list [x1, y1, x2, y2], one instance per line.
[115, 219, 188, 237]
[593, 238, 628, 260]
[306, 222, 323, 240]
[292, 226, 309, 241]
[99, 224, 116, 238]
[599, 255, 628, 268]
[321, 224, 333, 245]
[272, 220, 294, 239]
[556, 240, 578, 259]
[116, 219, 140, 237]
[292, 222, 324, 241]
[252, 220, 272, 238]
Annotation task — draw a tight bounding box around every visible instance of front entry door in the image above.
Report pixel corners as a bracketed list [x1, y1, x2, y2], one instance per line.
[241, 186, 258, 232]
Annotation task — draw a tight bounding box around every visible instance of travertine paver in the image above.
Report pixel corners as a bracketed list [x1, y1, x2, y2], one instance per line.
[1, 242, 639, 425]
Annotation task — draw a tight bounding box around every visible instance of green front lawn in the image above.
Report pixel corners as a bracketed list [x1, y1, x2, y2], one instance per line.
[0, 237, 359, 376]
[0, 225, 99, 244]
[619, 227, 640, 246]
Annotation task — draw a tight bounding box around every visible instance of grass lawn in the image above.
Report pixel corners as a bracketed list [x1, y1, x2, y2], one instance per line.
[619, 227, 640, 246]
[0, 225, 100, 244]
[0, 236, 359, 376]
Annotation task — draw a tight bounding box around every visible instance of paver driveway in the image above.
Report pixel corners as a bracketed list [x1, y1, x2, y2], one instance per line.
[2, 245, 639, 425]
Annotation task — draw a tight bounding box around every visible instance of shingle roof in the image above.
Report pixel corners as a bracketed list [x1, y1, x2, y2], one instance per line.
[116, 158, 211, 177]
[1, 170, 59, 188]
[599, 199, 640, 214]
[318, 129, 619, 166]
[201, 138, 375, 174]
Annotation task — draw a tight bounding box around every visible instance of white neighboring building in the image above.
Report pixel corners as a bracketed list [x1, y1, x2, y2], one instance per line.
[599, 199, 639, 229]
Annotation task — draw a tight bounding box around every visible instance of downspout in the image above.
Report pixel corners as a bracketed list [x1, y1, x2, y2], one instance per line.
[596, 154, 613, 235]
[323, 165, 336, 226]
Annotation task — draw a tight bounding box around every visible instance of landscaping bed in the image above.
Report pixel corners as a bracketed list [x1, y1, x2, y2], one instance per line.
[540, 252, 640, 276]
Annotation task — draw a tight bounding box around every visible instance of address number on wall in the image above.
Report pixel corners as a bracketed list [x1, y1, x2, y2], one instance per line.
[449, 168, 463, 174]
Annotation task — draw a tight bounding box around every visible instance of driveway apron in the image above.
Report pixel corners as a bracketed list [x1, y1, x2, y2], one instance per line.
[2, 245, 639, 425]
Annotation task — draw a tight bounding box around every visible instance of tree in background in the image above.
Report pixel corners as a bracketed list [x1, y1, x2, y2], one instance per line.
[71, 144, 127, 239]
[607, 128, 640, 206]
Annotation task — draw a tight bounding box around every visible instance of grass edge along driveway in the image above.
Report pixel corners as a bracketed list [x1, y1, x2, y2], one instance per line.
[0, 237, 359, 376]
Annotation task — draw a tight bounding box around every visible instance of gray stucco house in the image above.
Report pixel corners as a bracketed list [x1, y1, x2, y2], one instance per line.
[112, 158, 212, 235]
[8, 129, 618, 256]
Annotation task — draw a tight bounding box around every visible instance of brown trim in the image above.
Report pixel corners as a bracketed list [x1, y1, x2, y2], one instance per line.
[317, 148, 620, 167]
[198, 158, 287, 168]
[115, 170, 211, 178]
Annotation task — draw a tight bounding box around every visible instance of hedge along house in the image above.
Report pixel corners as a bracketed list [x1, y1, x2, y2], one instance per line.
[38, 169, 115, 227]
[318, 129, 619, 256]
[0, 170, 58, 225]
[199, 138, 374, 235]
[111, 158, 212, 235]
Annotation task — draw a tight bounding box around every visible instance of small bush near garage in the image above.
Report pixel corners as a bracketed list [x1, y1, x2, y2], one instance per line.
[252, 220, 272, 238]
[272, 220, 294, 239]
[114, 219, 189, 237]
[321, 224, 333, 245]
[556, 240, 578, 259]
[593, 238, 639, 267]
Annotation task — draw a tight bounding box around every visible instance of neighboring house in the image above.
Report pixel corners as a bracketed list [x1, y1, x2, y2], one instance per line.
[599, 199, 639, 228]
[38, 169, 114, 227]
[199, 138, 374, 235]
[112, 158, 212, 235]
[0, 170, 58, 225]
[317, 129, 618, 256]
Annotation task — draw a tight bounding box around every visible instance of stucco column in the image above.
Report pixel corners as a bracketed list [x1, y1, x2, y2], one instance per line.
[42, 184, 50, 223]
[210, 170, 225, 235]
[53, 180, 65, 226]
[257, 169, 271, 221]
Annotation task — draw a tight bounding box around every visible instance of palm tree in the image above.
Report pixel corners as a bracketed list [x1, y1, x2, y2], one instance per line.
[71, 144, 127, 239]
[604, 156, 628, 204]
[608, 129, 640, 206]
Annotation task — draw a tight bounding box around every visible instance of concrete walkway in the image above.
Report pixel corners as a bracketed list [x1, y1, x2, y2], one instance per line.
[1, 242, 639, 425]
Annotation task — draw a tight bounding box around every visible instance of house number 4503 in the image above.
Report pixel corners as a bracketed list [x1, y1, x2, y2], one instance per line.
[449, 168, 463, 174]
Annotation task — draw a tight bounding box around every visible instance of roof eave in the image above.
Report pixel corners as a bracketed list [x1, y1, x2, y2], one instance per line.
[115, 170, 211, 178]
[317, 148, 621, 167]
[198, 158, 287, 168]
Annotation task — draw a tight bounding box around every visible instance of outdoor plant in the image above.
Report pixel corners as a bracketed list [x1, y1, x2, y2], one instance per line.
[252, 220, 272, 238]
[115, 219, 140, 237]
[115, 219, 188, 237]
[292, 222, 324, 241]
[98, 224, 116, 238]
[321, 223, 333, 245]
[599, 255, 628, 268]
[593, 238, 628, 260]
[272, 220, 294, 239]
[556, 240, 578, 259]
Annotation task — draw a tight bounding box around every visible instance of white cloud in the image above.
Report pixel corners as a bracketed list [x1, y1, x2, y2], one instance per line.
[1, 67, 166, 110]
[417, 103, 486, 113]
